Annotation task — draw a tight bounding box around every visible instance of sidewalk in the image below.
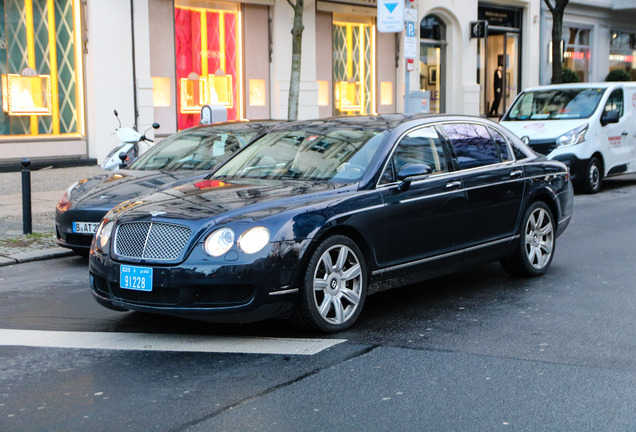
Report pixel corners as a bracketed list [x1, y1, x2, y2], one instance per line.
[0, 165, 104, 266]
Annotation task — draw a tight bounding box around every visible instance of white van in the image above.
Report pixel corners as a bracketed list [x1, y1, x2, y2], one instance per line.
[500, 82, 636, 193]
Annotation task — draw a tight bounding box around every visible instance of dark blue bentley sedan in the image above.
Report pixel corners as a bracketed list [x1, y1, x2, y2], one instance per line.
[88, 114, 573, 333]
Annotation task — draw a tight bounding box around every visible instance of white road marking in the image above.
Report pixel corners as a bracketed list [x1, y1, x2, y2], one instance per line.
[0, 329, 346, 355]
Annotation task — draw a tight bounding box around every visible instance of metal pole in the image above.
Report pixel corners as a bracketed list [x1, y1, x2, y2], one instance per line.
[21, 158, 32, 235]
[403, 0, 410, 113]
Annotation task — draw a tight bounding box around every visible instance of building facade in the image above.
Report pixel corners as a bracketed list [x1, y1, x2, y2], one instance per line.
[0, 0, 633, 166]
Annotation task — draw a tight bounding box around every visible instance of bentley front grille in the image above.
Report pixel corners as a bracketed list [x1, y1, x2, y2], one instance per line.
[114, 222, 191, 260]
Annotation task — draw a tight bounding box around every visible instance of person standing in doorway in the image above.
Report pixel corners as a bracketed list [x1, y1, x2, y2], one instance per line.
[489, 55, 504, 117]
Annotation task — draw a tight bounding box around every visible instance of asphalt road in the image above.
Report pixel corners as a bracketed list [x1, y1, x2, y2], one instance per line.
[1, 177, 636, 431]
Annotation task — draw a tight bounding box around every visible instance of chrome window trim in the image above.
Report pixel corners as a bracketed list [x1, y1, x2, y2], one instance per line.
[376, 120, 520, 190]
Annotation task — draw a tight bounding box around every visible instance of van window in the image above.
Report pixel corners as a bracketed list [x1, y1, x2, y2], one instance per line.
[505, 88, 605, 121]
[604, 89, 624, 117]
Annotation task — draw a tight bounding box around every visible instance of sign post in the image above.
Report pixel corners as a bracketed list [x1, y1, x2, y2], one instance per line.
[403, 6, 417, 113]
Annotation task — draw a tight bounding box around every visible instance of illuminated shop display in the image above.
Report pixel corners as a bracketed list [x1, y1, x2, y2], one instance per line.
[1, 70, 52, 116]
[0, 0, 84, 137]
[333, 20, 375, 115]
[336, 79, 362, 112]
[175, 1, 242, 130]
[179, 73, 208, 114]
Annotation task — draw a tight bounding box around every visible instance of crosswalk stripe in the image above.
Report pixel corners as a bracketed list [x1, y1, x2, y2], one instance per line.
[0, 329, 346, 355]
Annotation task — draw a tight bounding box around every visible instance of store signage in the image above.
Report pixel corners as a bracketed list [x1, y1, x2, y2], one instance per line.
[470, 20, 488, 39]
[477, 6, 520, 29]
[377, 0, 404, 33]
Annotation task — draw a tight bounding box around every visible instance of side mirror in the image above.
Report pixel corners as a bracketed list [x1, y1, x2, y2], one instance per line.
[601, 109, 619, 126]
[152, 122, 160, 129]
[118, 151, 128, 169]
[397, 163, 432, 191]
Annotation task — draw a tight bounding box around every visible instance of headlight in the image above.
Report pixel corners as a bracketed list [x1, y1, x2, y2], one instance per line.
[557, 124, 588, 147]
[56, 182, 78, 214]
[92, 220, 114, 254]
[204, 227, 235, 257]
[238, 227, 270, 254]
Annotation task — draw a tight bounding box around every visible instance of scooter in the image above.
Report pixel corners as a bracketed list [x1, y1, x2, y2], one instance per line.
[101, 110, 160, 170]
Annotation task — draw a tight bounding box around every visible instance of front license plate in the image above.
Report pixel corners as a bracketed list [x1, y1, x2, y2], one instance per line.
[73, 221, 100, 234]
[120, 265, 153, 292]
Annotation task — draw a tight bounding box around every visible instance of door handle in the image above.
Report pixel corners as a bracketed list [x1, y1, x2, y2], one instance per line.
[445, 180, 462, 190]
[622, 131, 629, 136]
[510, 169, 523, 178]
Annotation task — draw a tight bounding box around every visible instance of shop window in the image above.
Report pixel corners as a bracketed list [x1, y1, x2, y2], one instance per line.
[152, 77, 171, 107]
[248, 79, 265, 106]
[0, 0, 84, 137]
[380, 81, 392, 105]
[563, 26, 590, 82]
[175, 1, 242, 129]
[609, 31, 636, 81]
[317, 80, 329, 106]
[333, 19, 375, 115]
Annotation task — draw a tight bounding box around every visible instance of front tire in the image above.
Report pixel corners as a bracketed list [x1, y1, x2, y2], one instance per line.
[582, 156, 602, 194]
[501, 201, 555, 277]
[293, 235, 367, 333]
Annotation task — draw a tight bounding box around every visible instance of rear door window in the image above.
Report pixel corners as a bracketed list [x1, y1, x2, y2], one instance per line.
[442, 123, 502, 170]
[488, 127, 513, 162]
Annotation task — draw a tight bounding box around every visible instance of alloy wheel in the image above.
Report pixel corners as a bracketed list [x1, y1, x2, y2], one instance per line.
[524, 207, 554, 270]
[312, 244, 363, 325]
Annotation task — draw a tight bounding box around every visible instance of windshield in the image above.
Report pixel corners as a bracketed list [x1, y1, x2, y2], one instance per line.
[505, 88, 605, 121]
[212, 128, 388, 183]
[128, 128, 258, 171]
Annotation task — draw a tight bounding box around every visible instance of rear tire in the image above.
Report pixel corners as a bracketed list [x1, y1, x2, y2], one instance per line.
[501, 201, 555, 277]
[293, 235, 367, 333]
[582, 156, 602, 194]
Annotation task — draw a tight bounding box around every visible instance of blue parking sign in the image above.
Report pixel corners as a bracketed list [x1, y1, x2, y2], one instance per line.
[406, 22, 416, 37]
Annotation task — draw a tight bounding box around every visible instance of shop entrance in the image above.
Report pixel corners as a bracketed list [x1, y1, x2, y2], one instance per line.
[477, 5, 521, 118]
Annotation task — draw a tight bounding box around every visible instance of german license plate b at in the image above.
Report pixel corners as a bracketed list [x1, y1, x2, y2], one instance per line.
[88, 114, 573, 333]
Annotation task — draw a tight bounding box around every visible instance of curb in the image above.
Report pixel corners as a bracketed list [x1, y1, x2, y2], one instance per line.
[0, 248, 75, 267]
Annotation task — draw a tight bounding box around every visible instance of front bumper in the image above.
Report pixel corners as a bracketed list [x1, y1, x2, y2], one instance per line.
[550, 153, 588, 183]
[55, 207, 110, 250]
[88, 239, 311, 323]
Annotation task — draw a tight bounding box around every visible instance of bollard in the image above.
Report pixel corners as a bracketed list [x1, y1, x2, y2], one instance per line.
[21, 158, 32, 235]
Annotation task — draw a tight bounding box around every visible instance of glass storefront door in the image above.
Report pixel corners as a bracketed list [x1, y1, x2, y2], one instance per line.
[478, 31, 520, 117]
[419, 15, 445, 113]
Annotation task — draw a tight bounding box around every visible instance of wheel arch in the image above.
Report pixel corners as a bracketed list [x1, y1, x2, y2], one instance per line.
[590, 151, 605, 176]
[526, 189, 560, 223]
[292, 224, 375, 289]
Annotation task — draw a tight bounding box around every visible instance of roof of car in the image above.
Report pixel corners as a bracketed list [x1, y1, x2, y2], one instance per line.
[273, 114, 501, 132]
[521, 82, 636, 92]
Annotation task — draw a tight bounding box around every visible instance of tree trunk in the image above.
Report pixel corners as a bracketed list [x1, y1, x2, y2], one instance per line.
[287, 0, 304, 121]
[544, 0, 569, 84]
